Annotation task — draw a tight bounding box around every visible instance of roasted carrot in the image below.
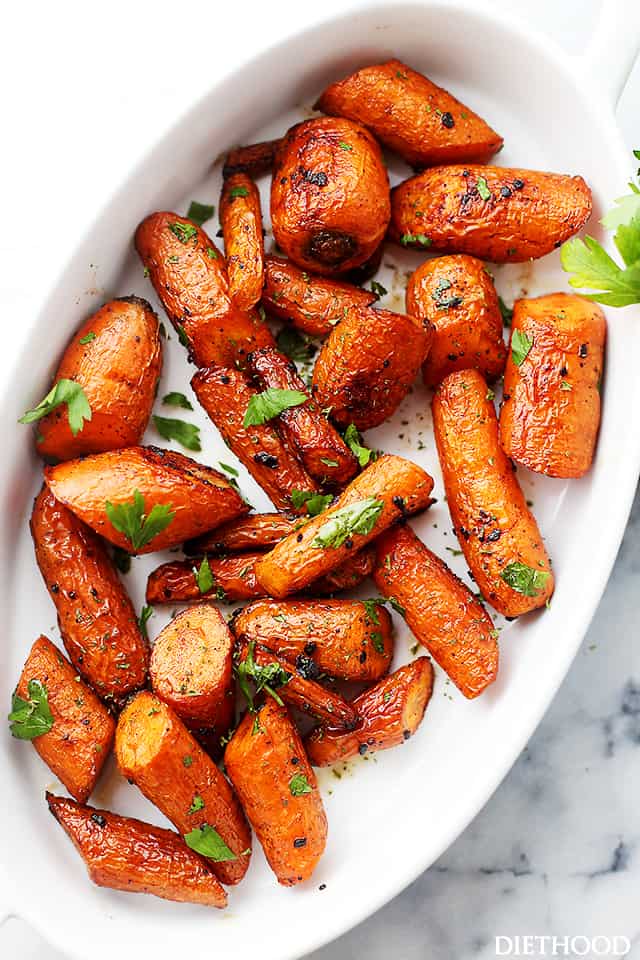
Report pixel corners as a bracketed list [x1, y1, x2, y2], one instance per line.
[135, 211, 273, 367]
[233, 598, 393, 682]
[271, 118, 390, 275]
[254, 454, 434, 597]
[311, 305, 432, 429]
[191, 365, 319, 512]
[305, 658, 434, 766]
[373, 525, 498, 698]
[34, 296, 161, 461]
[314, 544, 375, 593]
[149, 606, 235, 748]
[12, 636, 114, 802]
[31, 487, 147, 702]
[223, 139, 280, 179]
[262, 256, 376, 337]
[406, 255, 507, 387]
[248, 346, 358, 486]
[44, 445, 248, 554]
[390, 166, 592, 262]
[116, 692, 251, 885]
[47, 793, 227, 907]
[184, 513, 296, 555]
[432, 368, 554, 616]
[225, 698, 327, 885]
[499, 293, 606, 478]
[220, 173, 265, 311]
[316, 59, 503, 168]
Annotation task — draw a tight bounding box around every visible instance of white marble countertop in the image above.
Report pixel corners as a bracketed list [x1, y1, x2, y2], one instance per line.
[1, 1, 638, 957]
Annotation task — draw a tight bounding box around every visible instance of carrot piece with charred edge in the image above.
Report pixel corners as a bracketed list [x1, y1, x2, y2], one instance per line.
[499, 293, 606, 478]
[191, 365, 319, 513]
[225, 698, 327, 886]
[305, 658, 434, 767]
[223, 139, 280, 179]
[115, 692, 251, 885]
[14, 636, 114, 802]
[237, 643, 358, 729]
[271, 118, 390, 276]
[146, 547, 376, 606]
[44, 445, 248, 555]
[220, 173, 265, 312]
[149, 606, 235, 752]
[373, 525, 498, 698]
[389, 165, 592, 262]
[311, 305, 432, 430]
[262, 256, 377, 337]
[184, 513, 297, 555]
[47, 793, 227, 907]
[31, 487, 148, 702]
[254, 454, 434, 598]
[135, 211, 274, 368]
[233, 598, 393, 682]
[432, 368, 554, 617]
[248, 346, 358, 487]
[35, 296, 162, 461]
[406, 255, 507, 388]
[316, 59, 503, 168]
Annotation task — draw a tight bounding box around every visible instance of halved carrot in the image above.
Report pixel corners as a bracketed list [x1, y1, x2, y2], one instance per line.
[13, 636, 114, 802]
[220, 173, 265, 311]
[306, 658, 434, 766]
[373, 524, 498, 698]
[47, 793, 227, 907]
[116, 692, 251, 885]
[184, 513, 296, 555]
[45, 445, 248, 554]
[223, 139, 280, 179]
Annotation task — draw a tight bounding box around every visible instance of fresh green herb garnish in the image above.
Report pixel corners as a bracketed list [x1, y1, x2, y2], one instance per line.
[371, 631, 385, 654]
[206, 247, 218, 259]
[193, 557, 214, 595]
[362, 599, 383, 624]
[511, 328, 533, 367]
[387, 596, 406, 617]
[184, 824, 237, 861]
[560, 379, 573, 391]
[344, 423, 376, 467]
[312, 498, 383, 549]
[235, 641, 290, 713]
[500, 562, 550, 597]
[138, 605, 154, 639]
[320, 458, 339, 467]
[8, 680, 54, 740]
[498, 296, 514, 326]
[187, 201, 215, 226]
[229, 186, 249, 198]
[183, 755, 193, 768]
[338, 141, 353, 151]
[169, 221, 198, 244]
[400, 233, 432, 247]
[243, 388, 307, 427]
[219, 461, 239, 477]
[79, 332, 96, 345]
[290, 490, 333, 516]
[188, 795, 205, 815]
[289, 773, 313, 796]
[162, 391, 193, 410]
[476, 177, 491, 201]
[177, 324, 190, 347]
[20, 379, 92, 436]
[105, 490, 174, 551]
[370, 280, 388, 300]
[153, 415, 201, 452]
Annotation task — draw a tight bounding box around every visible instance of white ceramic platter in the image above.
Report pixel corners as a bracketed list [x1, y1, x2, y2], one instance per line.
[1, 3, 639, 959]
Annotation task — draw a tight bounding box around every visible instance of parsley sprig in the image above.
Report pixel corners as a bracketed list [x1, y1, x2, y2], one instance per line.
[184, 824, 237, 861]
[105, 490, 175, 551]
[235, 641, 290, 713]
[20, 379, 92, 436]
[244, 388, 307, 427]
[500, 562, 550, 597]
[344, 423, 376, 468]
[9, 680, 54, 740]
[312, 498, 383, 549]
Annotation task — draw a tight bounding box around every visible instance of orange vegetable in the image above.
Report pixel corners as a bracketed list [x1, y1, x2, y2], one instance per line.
[311, 305, 432, 429]
[373, 525, 498, 698]
[305, 658, 434, 766]
[390, 165, 592, 262]
[432, 368, 554, 616]
[45, 445, 248, 554]
[13, 636, 114, 802]
[47, 793, 227, 907]
[31, 487, 148, 702]
[254, 454, 433, 598]
[116, 692, 251, 885]
[225, 699, 327, 885]
[146, 554, 264, 605]
[223, 139, 279, 179]
[184, 513, 296, 555]
[220, 173, 265, 311]
[135, 211, 273, 367]
[500, 293, 606, 478]
[316, 59, 502, 168]
[34, 296, 161, 461]
[405, 255, 506, 387]
[270, 118, 390, 275]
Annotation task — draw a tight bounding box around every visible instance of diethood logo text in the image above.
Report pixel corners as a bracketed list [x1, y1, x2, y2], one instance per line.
[495, 936, 631, 956]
